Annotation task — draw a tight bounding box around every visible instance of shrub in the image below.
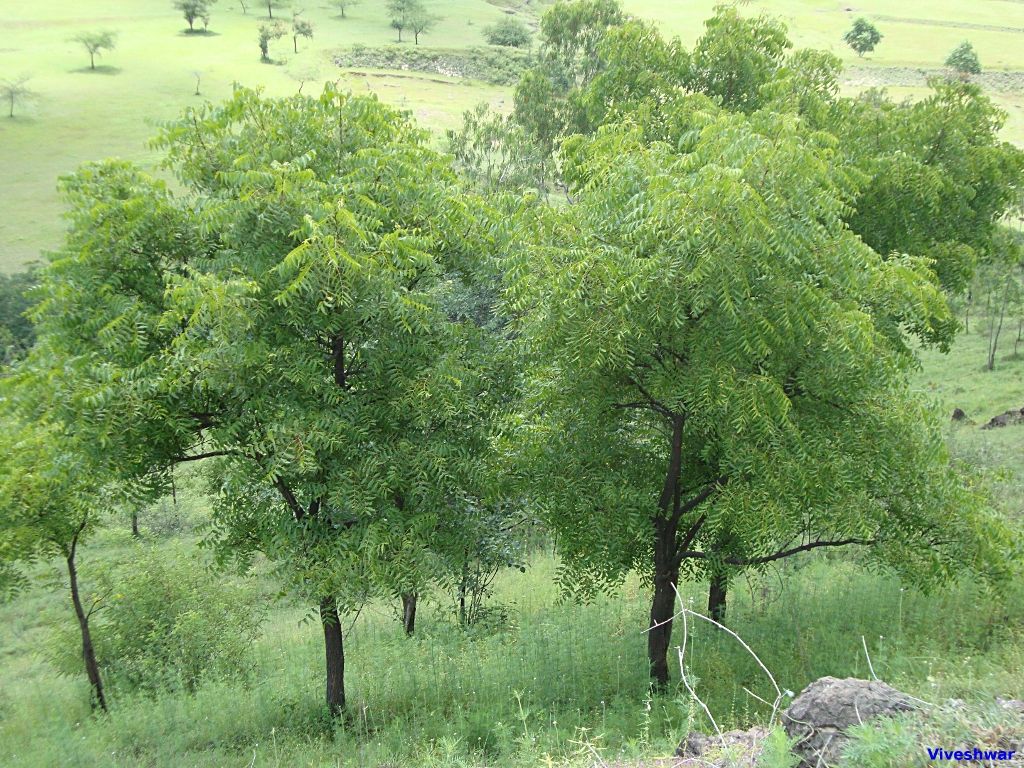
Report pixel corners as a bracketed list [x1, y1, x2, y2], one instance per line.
[946, 41, 982, 76]
[48, 547, 264, 693]
[484, 16, 532, 48]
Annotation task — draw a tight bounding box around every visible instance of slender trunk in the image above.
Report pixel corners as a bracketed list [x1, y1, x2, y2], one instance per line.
[293, 36, 298, 53]
[89, 52, 96, 70]
[708, 571, 728, 622]
[188, 18, 194, 31]
[67, 543, 106, 711]
[1015, 318, 1022, 357]
[648, 529, 678, 691]
[401, 593, 417, 636]
[267, 3, 273, 18]
[988, 279, 1010, 371]
[131, 511, 140, 538]
[8, 94, 14, 118]
[414, 31, 420, 44]
[171, 471, 177, 506]
[319, 597, 345, 715]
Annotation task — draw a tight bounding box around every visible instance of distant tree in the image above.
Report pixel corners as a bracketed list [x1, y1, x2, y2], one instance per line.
[264, 0, 289, 18]
[843, 17, 881, 57]
[238, 0, 248, 12]
[947, 41, 981, 77]
[258, 21, 286, 60]
[72, 30, 117, 70]
[332, 0, 360, 18]
[174, 0, 216, 32]
[447, 102, 546, 193]
[387, 0, 420, 42]
[408, 5, 440, 45]
[292, 14, 313, 52]
[0, 75, 35, 118]
[484, 15, 532, 48]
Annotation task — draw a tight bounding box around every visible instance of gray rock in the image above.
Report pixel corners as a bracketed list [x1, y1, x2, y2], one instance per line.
[782, 677, 919, 767]
[676, 726, 768, 766]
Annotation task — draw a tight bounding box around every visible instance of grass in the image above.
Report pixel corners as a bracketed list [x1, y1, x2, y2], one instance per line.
[1, 322, 1023, 767]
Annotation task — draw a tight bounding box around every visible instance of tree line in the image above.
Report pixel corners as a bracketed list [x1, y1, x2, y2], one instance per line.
[1, 0, 1023, 718]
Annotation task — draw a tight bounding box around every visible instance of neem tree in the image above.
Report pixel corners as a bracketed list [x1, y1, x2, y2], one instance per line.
[15, 87, 502, 715]
[508, 102, 1015, 689]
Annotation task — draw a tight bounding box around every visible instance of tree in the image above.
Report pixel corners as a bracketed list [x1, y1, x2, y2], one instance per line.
[484, 16, 532, 48]
[0, 420, 110, 711]
[947, 41, 981, 77]
[509, 109, 1014, 690]
[408, 5, 440, 45]
[174, 0, 216, 32]
[387, 0, 419, 42]
[446, 103, 547, 193]
[258, 22, 285, 60]
[332, 0, 359, 18]
[1, 75, 35, 118]
[292, 14, 313, 52]
[72, 30, 117, 70]
[844, 18, 882, 58]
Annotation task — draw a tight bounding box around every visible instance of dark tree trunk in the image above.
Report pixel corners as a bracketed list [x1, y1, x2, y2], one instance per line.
[67, 543, 106, 711]
[89, 52, 96, 69]
[708, 572, 728, 622]
[648, 511, 682, 691]
[401, 592, 417, 636]
[319, 596, 345, 715]
[293, 36, 298, 53]
[131, 511, 140, 538]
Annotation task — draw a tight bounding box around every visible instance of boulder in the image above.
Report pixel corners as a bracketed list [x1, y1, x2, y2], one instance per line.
[980, 407, 1024, 430]
[782, 677, 919, 767]
[675, 726, 767, 767]
[951, 407, 967, 421]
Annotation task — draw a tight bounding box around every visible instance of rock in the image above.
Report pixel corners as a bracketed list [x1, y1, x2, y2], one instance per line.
[952, 407, 967, 421]
[997, 698, 1024, 715]
[675, 726, 767, 766]
[782, 677, 919, 767]
[980, 407, 1024, 430]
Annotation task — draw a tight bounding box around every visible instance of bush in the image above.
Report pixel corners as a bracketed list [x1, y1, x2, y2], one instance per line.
[333, 45, 534, 85]
[48, 547, 264, 693]
[484, 16, 532, 48]
[946, 41, 982, 76]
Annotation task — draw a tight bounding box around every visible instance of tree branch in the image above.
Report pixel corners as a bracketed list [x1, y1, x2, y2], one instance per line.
[677, 537, 876, 567]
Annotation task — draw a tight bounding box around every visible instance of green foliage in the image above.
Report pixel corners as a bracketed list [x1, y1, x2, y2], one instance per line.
[331, 0, 359, 18]
[947, 41, 982, 76]
[0, 269, 36, 363]
[48, 546, 265, 693]
[509, 104, 1015, 609]
[688, 6, 791, 113]
[844, 17, 882, 57]
[387, 0, 423, 42]
[446, 103, 546, 193]
[292, 14, 313, 51]
[72, 30, 116, 69]
[484, 16, 532, 48]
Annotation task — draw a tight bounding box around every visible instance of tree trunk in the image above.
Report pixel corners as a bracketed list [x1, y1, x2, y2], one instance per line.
[188, 18, 194, 31]
[131, 511, 140, 538]
[401, 592, 417, 636]
[67, 546, 106, 711]
[647, 561, 678, 691]
[319, 596, 345, 716]
[89, 52, 96, 70]
[414, 31, 420, 44]
[708, 571, 728, 622]
[293, 36, 298, 53]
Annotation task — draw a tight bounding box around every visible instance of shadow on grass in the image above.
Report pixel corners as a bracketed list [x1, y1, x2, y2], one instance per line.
[178, 30, 221, 37]
[70, 65, 122, 75]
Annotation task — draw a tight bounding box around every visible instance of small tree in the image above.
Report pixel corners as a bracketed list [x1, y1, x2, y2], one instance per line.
[292, 14, 313, 53]
[843, 18, 882, 57]
[72, 30, 117, 70]
[0, 75, 34, 118]
[484, 16, 532, 48]
[332, 0, 359, 18]
[408, 5, 440, 45]
[387, 0, 420, 42]
[258, 22, 286, 60]
[946, 41, 981, 77]
[174, 0, 216, 32]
